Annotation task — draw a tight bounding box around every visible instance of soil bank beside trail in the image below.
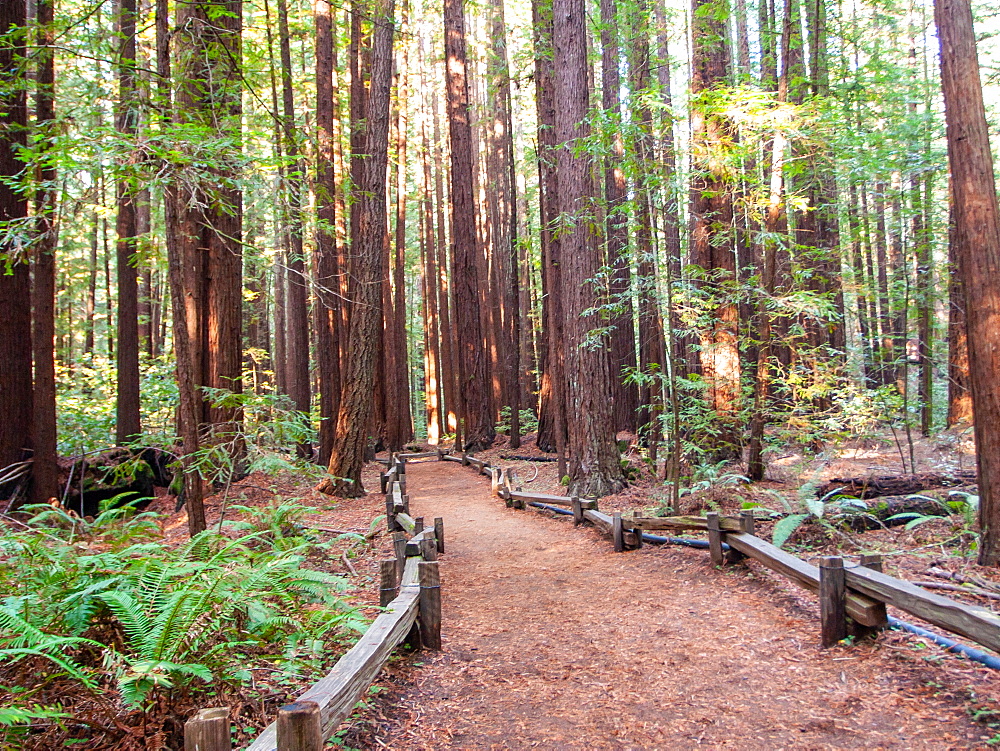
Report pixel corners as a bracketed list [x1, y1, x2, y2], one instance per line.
[347, 461, 991, 749]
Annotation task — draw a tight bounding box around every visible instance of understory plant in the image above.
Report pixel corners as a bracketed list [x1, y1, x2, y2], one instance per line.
[0, 500, 365, 746]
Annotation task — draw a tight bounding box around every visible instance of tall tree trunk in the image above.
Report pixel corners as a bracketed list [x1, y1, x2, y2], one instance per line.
[115, 0, 141, 445]
[421, 108, 443, 444]
[601, 0, 638, 435]
[30, 0, 58, 506]
[690, 0, 740, 458]
[85, 214, 98, 356]
[432, 90, 459, 442]
[628, 0, 668, 451]
[318, 0, 395, 496]
[445, 0, 494, 451]
[174, 0, 244, 476]
[387, 10, 413, 452]
[935, 0, 1000, 566]
[278, 0, 311, 457]
[158, 0, 204, 534]
[533, 0, 568, 476]
[486, 0, 522, 448]
[315, 0, 343, 466]
[553, 0, 626, 496]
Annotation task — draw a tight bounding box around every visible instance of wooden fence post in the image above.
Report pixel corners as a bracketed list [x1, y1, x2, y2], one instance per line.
[418, 561, 442, 650]
[184, 707, 231, 751]
[571, 496, 583, 526]
[437, 447, 445, 460]
[403, 494, 411, 515]
[724, 512, 754, 564]
[706, 513, 724, 566]
[820, 556, 848, 648]
[386, 495, 399, 532]
[420, 535, 438, 562]
[380, 559, 399, 607]
[393, 531, 407, 579]
[276, 700, 322, 751]
[855, 554, 889, 635]
[434, 517, 445, 553]
[380, 473, 388, 494]
[460, 452, 469, 466]
[414, 516, 424, 535]
[612, 511, 625, 553]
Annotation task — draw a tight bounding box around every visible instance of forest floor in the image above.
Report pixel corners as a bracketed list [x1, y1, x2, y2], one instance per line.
[145, 429, 1000, 749]
[332, 459, 1000, 750]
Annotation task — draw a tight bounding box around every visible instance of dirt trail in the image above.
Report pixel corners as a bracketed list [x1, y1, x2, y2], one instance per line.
[347, 461, 992, 749]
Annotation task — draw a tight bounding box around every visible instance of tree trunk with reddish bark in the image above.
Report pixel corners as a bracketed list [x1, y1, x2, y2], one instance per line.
[935, 0, 1000, 565]
[445, 0, 494, 452]
[317, 0, 395, 496]
[553, 0, 626, 497]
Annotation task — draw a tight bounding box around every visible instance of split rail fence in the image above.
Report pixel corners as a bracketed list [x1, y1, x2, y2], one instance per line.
[446, 449, 1000, 657]
[183, 456, 443, 751]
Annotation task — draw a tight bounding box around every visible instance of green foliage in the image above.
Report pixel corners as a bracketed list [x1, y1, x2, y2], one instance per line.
[494, 407, 539, 436]
[0, 501, 364, 735]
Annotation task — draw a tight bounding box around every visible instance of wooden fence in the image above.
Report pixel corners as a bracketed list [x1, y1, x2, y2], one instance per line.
[450, 450, 1000, 658]
[184, 457, 443, 751]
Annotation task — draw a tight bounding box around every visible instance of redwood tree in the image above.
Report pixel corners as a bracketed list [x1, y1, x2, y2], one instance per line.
[31, 0, 58, 505]
[935, 0, 1000, 566]
[115, 0, 141, 445]
[317, 0, 395, 496]
[689, 0, 740, 457]
[444, 0, 494, 451]
[552, 0, 626, 496]
[0, 1, 32, 504]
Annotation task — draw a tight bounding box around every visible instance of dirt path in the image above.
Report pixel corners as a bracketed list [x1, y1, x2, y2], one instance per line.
[345, 462, 994, 749]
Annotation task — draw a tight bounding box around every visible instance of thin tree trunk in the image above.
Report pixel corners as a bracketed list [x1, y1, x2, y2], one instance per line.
[946, 191, 972, 426]
[85, 214, 98, 356]
[533, 0, 568, 476]
[315, 0, 343, 466]
[278, 0, 311, 457]
[486, 0, 521, 448]
[115, 0, 141, 444]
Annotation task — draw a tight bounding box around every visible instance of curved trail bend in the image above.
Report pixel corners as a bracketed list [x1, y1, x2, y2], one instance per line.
[352, 461, 988, 749]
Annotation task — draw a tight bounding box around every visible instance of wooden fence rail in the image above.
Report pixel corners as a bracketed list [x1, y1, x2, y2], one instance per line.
[186, 454, 444, 751]
[450, 450, 1000, 662]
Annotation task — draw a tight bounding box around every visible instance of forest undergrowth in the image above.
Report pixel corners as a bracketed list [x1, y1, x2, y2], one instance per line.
[0, 489, 376, 750]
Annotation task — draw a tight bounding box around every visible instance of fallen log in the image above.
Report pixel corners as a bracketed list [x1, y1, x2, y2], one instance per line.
[817, 471, 977, 500]
[836, 495, 953, 531]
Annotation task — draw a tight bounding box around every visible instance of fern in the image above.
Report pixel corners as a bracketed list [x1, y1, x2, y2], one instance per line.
[772, 514, 810, 548]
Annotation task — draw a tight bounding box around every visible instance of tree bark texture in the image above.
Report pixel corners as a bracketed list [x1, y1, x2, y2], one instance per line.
[30, 0, 59, 506]
[318, 0, 395, 497]
[935, 0, 1000, 565]
[552, 0, 626, 497]
[445, 0, 495, 451]
[315, 0, 343, 466]
[115, 0, 142, 445]
[690, 0, 740, 456]
[174, 0, 244, 455]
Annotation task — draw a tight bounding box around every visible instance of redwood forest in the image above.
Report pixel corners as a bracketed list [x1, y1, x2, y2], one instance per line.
[4, 0, 1000, 745]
